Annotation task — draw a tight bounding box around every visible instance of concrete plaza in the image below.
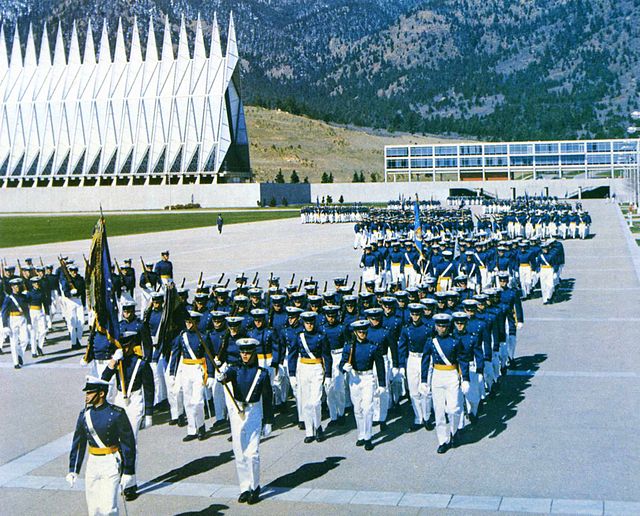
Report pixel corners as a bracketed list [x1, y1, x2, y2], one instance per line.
[1, 201, 639, 515]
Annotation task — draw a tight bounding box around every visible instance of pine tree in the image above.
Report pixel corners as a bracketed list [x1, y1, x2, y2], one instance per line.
[275, 169, 285, 183]
[290, 170, 300, 183]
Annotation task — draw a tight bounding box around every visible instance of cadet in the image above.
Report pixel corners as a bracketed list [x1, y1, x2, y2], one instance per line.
[217, 338, 273, 505]
[247, 308, 284, 406]
[67, 376, 136, 514]
[451, 312, 481, 424]
[154, 250, 173, 285]
[341, 320, 386, 450]
[145, 292, 168, 408]
[1, 277, 30, 368]
[139, 261, 159, 314]
[120, 260, 136, 298]
[288, 311, 332, 443]
[206, 311, 230, 427]
[281, 307, 305, 428]
[84, 324, 117, 403]
[497, 272, 524, 366]
[364, 307, 392, 430]
[169, 312, 213, 441]
[26, 277, 47, 357]
[61, 264, 86, 350]
[322, 304, 347, 426]
[420, 313, 470, 453]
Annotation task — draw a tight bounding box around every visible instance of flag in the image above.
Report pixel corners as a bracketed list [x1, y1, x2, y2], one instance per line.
[86, 216, 121, 348]
[413, 198, 423, 254]
[158, 282, 183, 355]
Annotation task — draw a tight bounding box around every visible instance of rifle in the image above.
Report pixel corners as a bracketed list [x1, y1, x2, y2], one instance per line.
[323, 281, 327, 293]
[269, 272, 273, 284]
[297, 279, 302, 292]
[187, 316, 245, 418]
[224, 278, 230, 288]
[358, 276, 362, 294]
[344, 274, 349, 284]
[39, 257, 44, 267]
[218, 272, 225, 284]
[350, 280, 355, 292]
[0, 259, 5, 294]
[289, 273, 295, 285]
[251, 272, 259, 286]
[58, 256, 77, 292]
[140, 256, 150, 286]
[113, 258, 124, 278]
[197, 271, 203, 288]
[83, 254, 90, 275]
[16, 259, 23, 278]
[180, 278, 186, 288]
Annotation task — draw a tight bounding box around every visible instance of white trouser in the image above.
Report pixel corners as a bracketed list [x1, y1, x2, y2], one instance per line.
[29, 309, 46, 354]
[85, 453, 120, 516]
[373, 356, 390, 423]
[404, 266, 419, 288]
[483, 360, 495, 395]
[177, 361, 205, 434]
[139, 288, 153, 315]
[507, 335, 517, 360]
[9, 315, 28, 366]
[49, 290, 61, 322]
[390, 264, 403, 286]
[389, 353, 406, 405]
[165, 358, 184, 420]
[431, 368, 462, 446]
[499, 341, 509, 369]
[569, 222, 577, 238]
[91, 360, 117, 403]
[519, 265, 532, 297]
[540, 266, 555, 303]
[407, 353, 431, 424]
[479, 267, 489, 289]
[150, 358, 168, 405]
[114, 389, 144, 440]
[298, 362, 324, 437]
[466, 369, 481, 416]
[64, 296, 84, 345]
[289, 363, 305, 423]
[362, 267, 377, 285]
[209, 374, 228, 422]
[258, 356, 282, 406]
[348, 370, 375, 441]
[325, 350, 345, 420]
[229, 400, 262, 493]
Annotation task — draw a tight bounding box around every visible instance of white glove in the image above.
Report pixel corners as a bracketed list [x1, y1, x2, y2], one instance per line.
[262, 424, 272, 438]
[213, 356, 222, 368]
[70, 289, 78, 296]
[289, 376, 297, 390]
[375, 386, 385, 395]
[418, 383, 429, 396]
[215, 371, 225, 382]
[219, 362, 229, 373]
[2, 327, 9, 339]
[112, 349, 124, 362]
[517, 322, 523, 330]
[65, 472, 77, 487]
[79, 357, 88, 366]
[477, 373, 484, 386]
[144, 415, 153, 429]
[120, 474, 134, 490]
[461, 380, 470, 395]
[391, 367, 399, 377]
[399, 367, 406, 379]
[343, 363, 353, 373]
[206, 378, 215, 390]
[323, 377, 332, 390]
[145, 283, 152, 289]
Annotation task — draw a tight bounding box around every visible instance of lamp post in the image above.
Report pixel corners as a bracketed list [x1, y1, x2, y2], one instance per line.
[626, 110, 640, 208]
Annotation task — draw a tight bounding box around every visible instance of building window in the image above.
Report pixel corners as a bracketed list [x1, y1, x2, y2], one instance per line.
[460, 157, 482, 167]
[435, 158, 458, 168]
[410, 146, 433, 156]
[485, 156, 508, 166]
[613, 154, 637, 164]
[586, 141, 611, 153]
[411, 158, 433, 168]
[560, 142, 585, 153]
[535, 155, 559, 165]
[586, 154, 611, 165]
[386, 159, 408, 169]
[510, 156, 533, 166]
[535, 143, 559, 154]
[485, 144, 508, 155]
[613, 141, 637, 152]
[386, 147, 409, 157]
[560, 154, 585, 165]
[434, 146, 458, 156]
[459, 145, 482, 155]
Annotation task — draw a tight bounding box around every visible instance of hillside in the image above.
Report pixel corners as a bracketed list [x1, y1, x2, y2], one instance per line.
[1, 0, 638, 140]
[245, 106, 470, 183]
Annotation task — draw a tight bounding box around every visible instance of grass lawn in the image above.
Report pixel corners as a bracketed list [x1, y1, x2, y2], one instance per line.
[0, 210, 299, 248]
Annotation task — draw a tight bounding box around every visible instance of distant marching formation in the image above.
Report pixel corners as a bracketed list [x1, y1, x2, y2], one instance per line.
[2, 195, 593, 513]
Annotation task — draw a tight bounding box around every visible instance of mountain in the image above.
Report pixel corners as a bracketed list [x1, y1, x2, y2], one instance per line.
[0, 0, 638, 141]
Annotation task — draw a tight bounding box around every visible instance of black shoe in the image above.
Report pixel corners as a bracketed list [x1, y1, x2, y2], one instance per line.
[327, 419, 337, 428]
[169, 419, 178, 426]
[14, 364, 20, 369]
[380, 422, 387, 431]
[37, 347, 44, 356]
[204, 404, 211, 419]
[364, 440, 374, 451]
[297, 422, 305, 430]
[303, 436, 315, 444]
[437, 442, 450, 454]
[356, 439, 365, 447]
[248, 486, 261, 505]
[338, 415, 346, 425]
[450, 433, 459, 448]
[316, 426, 324, 442]
[409, 423, 421, 432]
[177, 415, 187, 427]
[373, 421, 380, 427]
[123, 486, 138, 501]
[32, 353, 39, 358]
[212, 419, 226, 429]
[238, 491, 251, 503]
[197, 426, 206, 441]
[183, 433, 198, 442]
[71, 343, 81, 350]
[424, 417, 435, 431]
[18, 356, 23, 366]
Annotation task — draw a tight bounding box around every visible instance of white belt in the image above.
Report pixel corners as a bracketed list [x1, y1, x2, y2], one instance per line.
[331, 349, 343, 355]
[354, 369, 373, 375]
[409, 351, 423, 357]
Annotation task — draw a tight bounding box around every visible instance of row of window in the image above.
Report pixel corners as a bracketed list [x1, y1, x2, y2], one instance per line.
[386, 141, 638, 158]
[386, 154, 638, 169]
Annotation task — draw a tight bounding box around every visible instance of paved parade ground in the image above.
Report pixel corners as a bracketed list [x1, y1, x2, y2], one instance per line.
[1, 200, 640, 515]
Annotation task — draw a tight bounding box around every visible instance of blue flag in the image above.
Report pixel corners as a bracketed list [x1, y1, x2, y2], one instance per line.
[87, 216, 121, 348]
[413, 199, 423, 254]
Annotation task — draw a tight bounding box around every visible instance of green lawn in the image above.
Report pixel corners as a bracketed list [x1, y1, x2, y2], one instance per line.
[0, 210, 299, 248]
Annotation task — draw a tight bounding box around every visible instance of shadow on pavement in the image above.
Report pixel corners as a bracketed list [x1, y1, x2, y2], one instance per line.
[139, 451, 234, 494]
[34, 351, 85, 364]
[174, 504, 229, 515]
[551, 277, 575, 304]
[458, 352, 547, 446]
[263, 455, 346, 496]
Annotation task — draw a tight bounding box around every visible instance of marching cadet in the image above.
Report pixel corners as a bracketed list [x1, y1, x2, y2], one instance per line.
[216, 338, 274, 505]
[144, 292, 168, 409]
[537, 241, 557, 304]
[433, 250, 455, 292]
[364, 307, 392, 430]
[380, 296, 405, 408]
[44, 264, 59, 327]
[67, 376, 137, 514]
[474, 294, 499, 395]
[497, 272, 524, 366]
[280, 307, 305, 427]
[341, 320, 386, 450]
[120, 260, 136, 298]
[451, 312, 482, 425]
[84, 324, 117, 403]
[139, 261, 159, 314]
[398, 303, 434, 431]
[1, 278, 30, 368]
[61, 264, 86, 350]
[154, 250, 173, 285]
[322, 304, 347, 426]
[206, 311, 230, 427]
[247, 309, 284, 406]
[462, 299, 490, 400]
[214, 287, 232, 313]
[420, 313, 470, 453]
[516, 242, 535, 299]
[169, 312, 213, 441]
[288, 311, 332, 443]
[387, 240, 405, 287]
[26, 277, 47, 357]
[403, 240, 421, 287]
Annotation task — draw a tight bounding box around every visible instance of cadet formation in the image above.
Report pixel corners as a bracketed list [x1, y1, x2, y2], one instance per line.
[1, 195, 592, 514]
